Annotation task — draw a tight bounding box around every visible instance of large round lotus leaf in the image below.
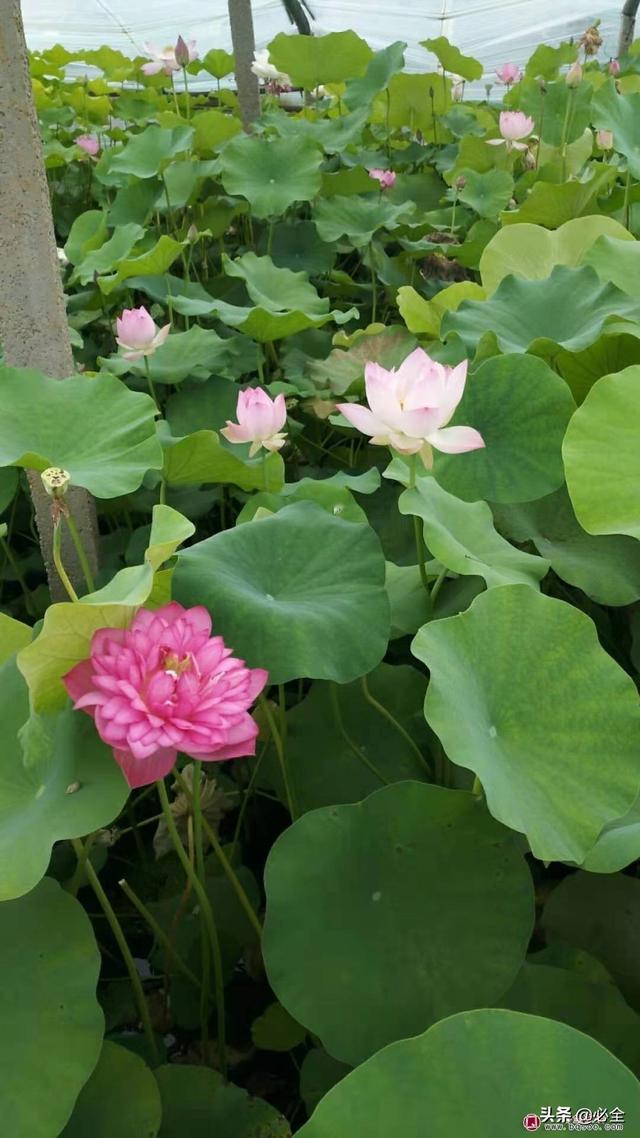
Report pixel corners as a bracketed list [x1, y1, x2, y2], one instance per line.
[268, 30, 372, 88]
[61, 1042, 161, 1138]
[1, 877, 104, 1138]
[154, 1064, 290, 1137]
[313, 195, 415, 247]
[262, 781, 534, 1065]
[584, 234, 640, 297]
[563, 366, 640, 540]
[399, 478, 548, 589]
[103, 123, 194, 180]
[433, 354, 575, 504]
[296, 1009, 640, 1138]
[480, 215, 631, 295]
[412, 586, 640, 863]
[0, 366, 162, 498]
[543, 872, 640, 1010]
[499, 963, 640, 1075]
[219, 134, 323, 219]
[443, 265, 640, 354]
[492, 486, 640, 606]
[556, 331, 640, 406]
[262, 665, 431, 812]
[0, 658, 128, 901]
[173, 501, 390, 684]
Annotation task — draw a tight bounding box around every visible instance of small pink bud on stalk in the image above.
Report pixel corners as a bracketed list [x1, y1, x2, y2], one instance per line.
[609, 58, 621, 76]
[596, 129, 613, 150]
[174, 35, 190, 69]
[495, 62, 521, 86]
[566, 60, 583, 87]
[368, 168, 397, 190]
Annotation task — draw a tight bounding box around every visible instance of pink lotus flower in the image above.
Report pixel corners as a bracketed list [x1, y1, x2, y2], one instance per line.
[495, 62, 521, 86]
[221, 388, 287, 457]
[336, 347, 485, 467]
[488, 110, 535, 151]
[142, 38, 198, 76]
[369, 168, 397, 190]
[609, 58, 621, 76]
[596, 129, 613, 149]
[76, 134, 99, 156]
[63, 603, 268, 788]
[115, 307, 170, 361]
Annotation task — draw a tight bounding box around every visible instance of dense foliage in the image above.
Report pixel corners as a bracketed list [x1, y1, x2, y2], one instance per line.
[2, 24, 640, 1136]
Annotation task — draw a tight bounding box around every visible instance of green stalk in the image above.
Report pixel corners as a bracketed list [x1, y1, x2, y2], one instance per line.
[329, 682, 389, 785]
[143, 355, 159, 407]
[258, 693, 296, 819]
[119, 878, 200, 988]
[430, 566, 447, 605]
[230, 741, 269, 859]
[369, 242, 377, 323]
[173, 767, 263, 939]
[64, 510, 95, 594]
[408, 454, 430, 595]
[156, 778, 227, 1078]
[52, 521, 79, 602]
[71, 837, 159, 1063]
[191, 761, 211, 1054]
[360, 674, 432, 778]
[623, 169, 632, 231]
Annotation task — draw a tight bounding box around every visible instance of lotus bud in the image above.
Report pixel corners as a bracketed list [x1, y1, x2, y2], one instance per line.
[596, 129, 613, 150]
[174, 35, 190, 68]
[454, 175, 467, 191]
[566, 60, 583, 87]
[609, 58, 621, 76]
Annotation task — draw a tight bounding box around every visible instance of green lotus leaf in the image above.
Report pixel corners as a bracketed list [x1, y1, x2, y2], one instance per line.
[543, 872, 640, 1009]
[297, 1010, 640, 1138]
[413, 586, 640, 862]
[173, 501, 390, 684]
[372, 73, 451, 134]
[200, 48, 235, 79]
[0, 612, 32, 664]
[262, 665, 431, 812]
[267, 30, 372, 89]
[580, 797, 640, 873]
[421, 36, 483, 81]
[456, 168, 514, 220]
[592, 79, 640, 178]
[263, 782, 533, 1064]
[493, 486, 640, 606]
[0, 367, 162, 497]
[154, 1064, 291, 1136]
[252, 1003, 307, 1053]
[102, 325, 246, 384]
[480, 216, 632, 294]
[70, 222, 144, 285]
[64, 209, 108, 265]
[192, 109, 241, 155]
[433, 353, 575, 503]
[563, 366, 640, 539]
[343, 42, 406, 110]
[98, 234, 183, 293]
[555, 331, 640, 404]
[0, 658, 127, 899]
[499, 962, 640, 1075]
[313, 195, 416, 247]
[397, 282, 485, 336]
[163, 429, 284, 491]
[584, 233, 640, 296]
[219, 134, 323, 219]
[526, 40, 578, 78]
[103, 124, 194, 180]
[237, 478, 367, 525]
[400, 478, 548, 589]
[499, 165, 616, 229]
[306, 325, 417, 395]
[1, 877, 104, 1138]
[61, 1042, 162, 1138]
[443, 265, 640, 354]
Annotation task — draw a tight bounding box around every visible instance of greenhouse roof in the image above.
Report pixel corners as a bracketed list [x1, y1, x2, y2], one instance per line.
[23, 0, 623, 76]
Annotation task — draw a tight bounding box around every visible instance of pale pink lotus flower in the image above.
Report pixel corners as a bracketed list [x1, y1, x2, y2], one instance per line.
[452, 81, 464, 101]
[63, 603, 268, 788]
[115, 307, 170, 361]
[336, 347, 485, 467]
[596, 129, 613, 149]
[488, 110, 535, 151]
[76, 134, 99, 156]
[142, 38, 198, 76]
[369, 168, 397, 189]
[251, 48, 291, 88]
[495, 62, 521, 85]
[609, 58, 621, 76]
[221, 388, 287, 457]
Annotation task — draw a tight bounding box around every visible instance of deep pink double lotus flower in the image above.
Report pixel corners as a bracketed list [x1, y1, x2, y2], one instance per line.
[64, 603, 268, 788]
[337, 347, 484, 466]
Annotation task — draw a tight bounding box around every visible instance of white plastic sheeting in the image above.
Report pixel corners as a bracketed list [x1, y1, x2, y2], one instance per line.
[23, 0, 623, 78]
